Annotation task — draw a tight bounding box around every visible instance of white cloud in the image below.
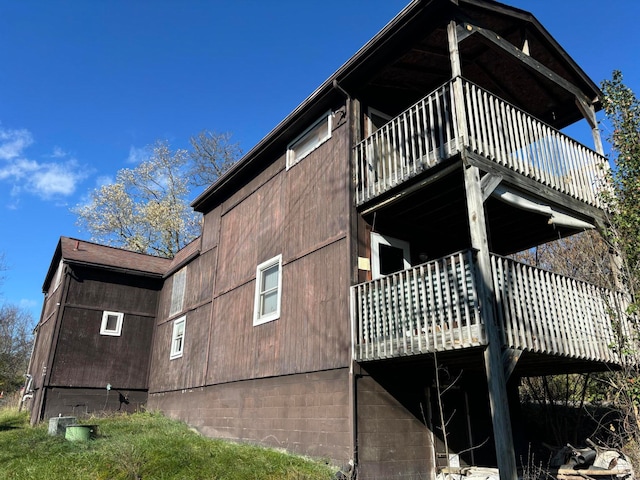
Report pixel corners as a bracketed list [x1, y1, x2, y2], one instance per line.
[27, 160, 87, 198]
[50, 146, 67, 158]
[95, 175, 113, 187]
[0, 124, 88, 202]
[0, 127, 33, 160]
[127, 145, 149, 164]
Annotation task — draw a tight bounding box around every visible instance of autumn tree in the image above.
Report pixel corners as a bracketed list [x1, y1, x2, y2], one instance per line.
[0, 255, 33, 396]
[74, 131, 240, 258]
[0, 305, 32, 394]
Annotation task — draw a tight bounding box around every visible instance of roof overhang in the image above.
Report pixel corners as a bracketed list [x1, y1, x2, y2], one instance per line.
[192, 0, 602, 214]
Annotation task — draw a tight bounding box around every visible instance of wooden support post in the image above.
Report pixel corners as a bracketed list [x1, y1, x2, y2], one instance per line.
[448, 21, 462, 78]
[448, 21, 468, 149]
[463, 161, 518, 480]
[574, 98, 604, 155]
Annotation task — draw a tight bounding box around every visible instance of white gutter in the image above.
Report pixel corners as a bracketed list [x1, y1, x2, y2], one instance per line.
[492, 185, 595, 230]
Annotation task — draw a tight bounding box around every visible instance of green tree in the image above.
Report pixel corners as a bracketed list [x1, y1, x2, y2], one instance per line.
[601, 70, 640, 300]
[73, 132, 240, 258]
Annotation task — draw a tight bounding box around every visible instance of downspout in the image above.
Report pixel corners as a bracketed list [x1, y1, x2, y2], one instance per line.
[333, 78, 360, 472]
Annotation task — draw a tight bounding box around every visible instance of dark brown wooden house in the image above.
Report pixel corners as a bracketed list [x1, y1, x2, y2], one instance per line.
[26, 1, 632, 479]
[25, 237, 170, 424]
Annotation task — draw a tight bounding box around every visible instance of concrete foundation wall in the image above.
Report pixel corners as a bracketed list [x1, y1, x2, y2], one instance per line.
[42, 387, 147, 419]
[148, 368, 352, 465]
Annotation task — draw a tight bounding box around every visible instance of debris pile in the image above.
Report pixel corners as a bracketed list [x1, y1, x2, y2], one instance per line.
[550, 439, 634, 480]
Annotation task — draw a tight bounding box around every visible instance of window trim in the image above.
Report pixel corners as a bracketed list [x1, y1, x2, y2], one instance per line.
[253, 254, 283, 326]
[169, 267, 187, 317]
[286, 111, 332, 169]
[100, 311, 124, 336]
[370, 232, 411, 280]
[170, 316, 186, 360]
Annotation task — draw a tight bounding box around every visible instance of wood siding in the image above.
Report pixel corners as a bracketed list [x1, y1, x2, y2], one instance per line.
[150, 110, 352, 392]
[50, 307, 154, 389]
[65, 267, 160, 315]
[48, 267, 160, 389]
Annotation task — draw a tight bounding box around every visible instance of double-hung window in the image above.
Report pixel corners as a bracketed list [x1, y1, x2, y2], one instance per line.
[286, 112, 332, 169]
[253, 255, 282, 326]
[169, 267, 187, 317]
[100, 311, 124, 336]
[170, 316, 186, 359]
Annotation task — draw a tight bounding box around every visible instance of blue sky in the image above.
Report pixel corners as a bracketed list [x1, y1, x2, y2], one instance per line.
[1, 0, 639, 322]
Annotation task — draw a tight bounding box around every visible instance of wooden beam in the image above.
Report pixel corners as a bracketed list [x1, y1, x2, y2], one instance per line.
[359, 162, 461, 216]
[502, 348, 522, 381]
[481, 173, 503, 202]
[574, 99, 605, 155]
[463, 160, 518, 480]
[465, 151, 606, 226]
[461, 24, 592, 107]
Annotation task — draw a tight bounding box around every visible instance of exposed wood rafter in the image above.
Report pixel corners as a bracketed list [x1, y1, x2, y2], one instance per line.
[459, 23, 593, 108]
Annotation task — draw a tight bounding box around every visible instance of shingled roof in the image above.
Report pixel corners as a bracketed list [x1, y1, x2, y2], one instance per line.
[42, 237, 172, 291]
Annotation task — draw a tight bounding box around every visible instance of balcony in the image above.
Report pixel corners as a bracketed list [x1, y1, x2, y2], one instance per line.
[351, 251, 632, 367]
[353, 78, 608, 208]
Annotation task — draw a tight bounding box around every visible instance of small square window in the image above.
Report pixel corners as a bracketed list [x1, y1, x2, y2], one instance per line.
[286, 112, 332, 169]
[100, 311, 124, 336]
[253, 255, 282, 326]
[170, 316, 186, 359]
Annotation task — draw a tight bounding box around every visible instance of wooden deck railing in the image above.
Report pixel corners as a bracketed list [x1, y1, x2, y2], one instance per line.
[491, 255, 631, 364]
[353, 78, 608, 207]
[351, 251, 632, 365]
[351, 251, 485, 361]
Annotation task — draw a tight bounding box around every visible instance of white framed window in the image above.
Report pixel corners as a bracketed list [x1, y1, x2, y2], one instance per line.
[170, 316, 186, 359]
[253, 254, 282, 326]
[100, 311, 124, 336]
[366, 107, 392, 136]
[169, 267, 187, 317]
[371, 232, 411, 279]
[286, 111, 332, 169]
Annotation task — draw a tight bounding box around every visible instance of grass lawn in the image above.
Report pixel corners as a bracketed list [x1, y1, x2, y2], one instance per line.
[0, 408, 337, 480]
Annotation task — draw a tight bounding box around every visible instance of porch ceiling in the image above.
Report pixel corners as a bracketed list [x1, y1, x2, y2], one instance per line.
[346, 2, 599, 131]
[362, 162, 587, 259]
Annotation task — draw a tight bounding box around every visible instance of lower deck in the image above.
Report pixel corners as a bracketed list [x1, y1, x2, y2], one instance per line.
[351, 250, 632, 373]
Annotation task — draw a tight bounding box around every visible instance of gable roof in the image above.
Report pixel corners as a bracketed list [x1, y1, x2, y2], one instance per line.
[42, 237, 171, 291]
[191, 0, 602, 215]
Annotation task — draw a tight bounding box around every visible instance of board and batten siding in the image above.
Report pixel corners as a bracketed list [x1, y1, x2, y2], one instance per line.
[50, 307, 154, 389]
[47, 268, 161, 389]
[149, 248, 217, 392]
[149, 112, 352, 392]
[65, 267, 160, 315]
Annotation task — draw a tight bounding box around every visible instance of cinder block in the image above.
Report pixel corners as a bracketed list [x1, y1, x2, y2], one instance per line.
[48, 416, 77, 436]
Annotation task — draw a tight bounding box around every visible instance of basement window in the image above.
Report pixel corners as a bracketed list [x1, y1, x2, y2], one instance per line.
[253, 255, 282, 326]
[286, 112, 332, 169]
[170, 316, 186, 359]
[100, 311, 124, 336]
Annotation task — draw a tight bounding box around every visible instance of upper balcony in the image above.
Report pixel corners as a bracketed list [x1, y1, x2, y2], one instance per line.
[351, 250, 633, 374]
[353, 78, 608, 211]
